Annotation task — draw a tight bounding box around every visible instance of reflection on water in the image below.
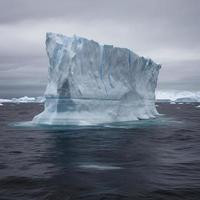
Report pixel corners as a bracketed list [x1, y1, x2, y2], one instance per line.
[0, 103, 200, 199]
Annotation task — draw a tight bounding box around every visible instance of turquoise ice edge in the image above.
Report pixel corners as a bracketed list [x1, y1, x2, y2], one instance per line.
[11, 116, 183, 130]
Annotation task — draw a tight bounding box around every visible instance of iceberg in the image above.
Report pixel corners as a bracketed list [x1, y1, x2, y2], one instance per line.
[0, 99, 12, 103]
[0, 96, 45, 104]
[33, 32, 161, 125]
[12, 96, 36, 103]
[156, 91, 200, 103]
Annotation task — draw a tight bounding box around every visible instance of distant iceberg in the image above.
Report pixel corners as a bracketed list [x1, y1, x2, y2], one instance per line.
[32, 32, 161, 125]
[0, 98, 12, 103]
[11, 96, 45, 103]
[0, 96, 45, 104]
[1, 90, 199, 105]
[156, 91, 200, 103]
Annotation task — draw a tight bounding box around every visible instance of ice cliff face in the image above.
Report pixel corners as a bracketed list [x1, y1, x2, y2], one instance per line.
[33, 32, 161, 125]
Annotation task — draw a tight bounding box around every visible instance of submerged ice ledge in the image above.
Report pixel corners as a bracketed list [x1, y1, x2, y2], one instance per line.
[33, 97, 159, 125]
[30, 32, 161, 125]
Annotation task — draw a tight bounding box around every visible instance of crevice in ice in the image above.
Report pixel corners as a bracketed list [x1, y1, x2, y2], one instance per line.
[99, 45, 104, 80]
[99, 45, 108, 96]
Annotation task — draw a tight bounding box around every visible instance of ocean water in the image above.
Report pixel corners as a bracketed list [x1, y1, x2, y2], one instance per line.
[0, 103, 200, 200]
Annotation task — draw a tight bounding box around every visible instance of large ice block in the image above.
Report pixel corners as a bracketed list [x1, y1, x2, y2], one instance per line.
[33, 32, 161, 125]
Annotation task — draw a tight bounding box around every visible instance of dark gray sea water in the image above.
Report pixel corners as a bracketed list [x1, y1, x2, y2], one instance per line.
[0, 103, 200, 200]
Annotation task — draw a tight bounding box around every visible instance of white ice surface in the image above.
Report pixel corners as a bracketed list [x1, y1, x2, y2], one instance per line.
[0, 99, 12, 103]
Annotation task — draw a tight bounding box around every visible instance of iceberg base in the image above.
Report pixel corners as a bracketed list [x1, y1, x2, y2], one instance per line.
[33, 98, 159, 125]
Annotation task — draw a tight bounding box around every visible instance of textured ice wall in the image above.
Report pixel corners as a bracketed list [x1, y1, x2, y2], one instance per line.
[33, 32, 161, 125]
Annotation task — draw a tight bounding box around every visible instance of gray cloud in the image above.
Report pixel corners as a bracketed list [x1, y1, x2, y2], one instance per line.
[0, 0, 199, 97]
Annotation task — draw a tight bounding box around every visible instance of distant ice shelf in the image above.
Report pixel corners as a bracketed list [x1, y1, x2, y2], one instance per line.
[32, 32, 161, 125]
[0, 96, 45, 104]
[1, 91, 200, 106]
[156, 90, 200, 103]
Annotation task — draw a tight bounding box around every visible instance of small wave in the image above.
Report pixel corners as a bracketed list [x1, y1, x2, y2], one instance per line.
[78, 164, 122, 170]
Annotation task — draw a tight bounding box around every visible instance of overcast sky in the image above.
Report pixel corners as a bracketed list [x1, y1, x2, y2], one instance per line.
[0, 0, 199, 98]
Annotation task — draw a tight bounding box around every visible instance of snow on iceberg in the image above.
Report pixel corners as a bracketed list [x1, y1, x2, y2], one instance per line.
[33, 32, 161, 125]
